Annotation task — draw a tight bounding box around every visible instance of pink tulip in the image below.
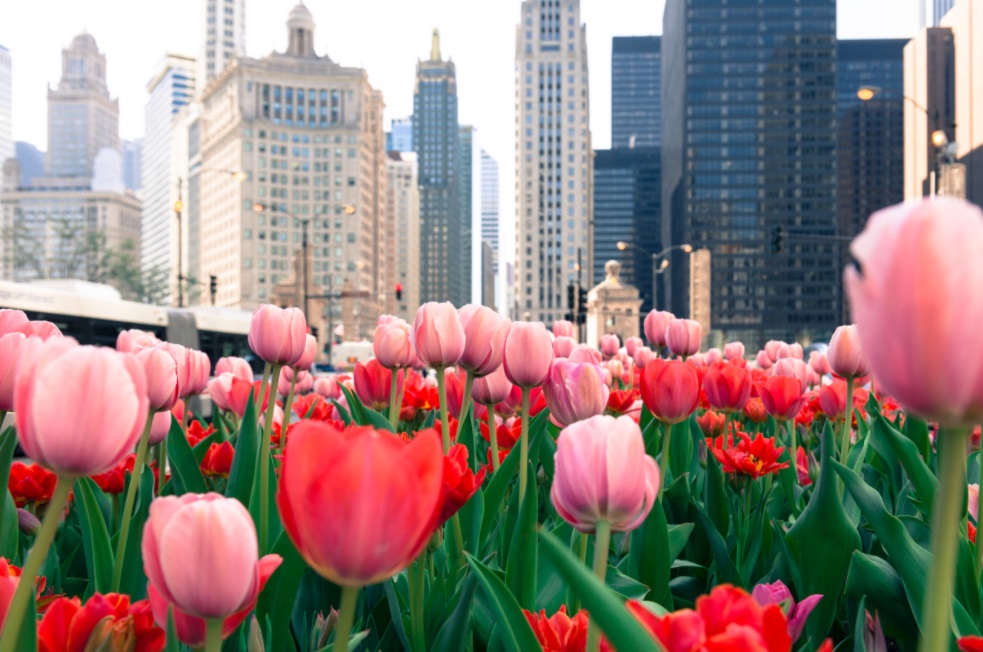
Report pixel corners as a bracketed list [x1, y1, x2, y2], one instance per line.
[643, 310, 674, 348]
[116, 329, 161, 353]
[293, 334, 317, 372]
[207, 373, 235, 412]
[143, 493, 281, 642]
[600, 334, 620, 358]
[665, 318, 701, 357]
[373, 319, 416, 370]
[705, 348, 723, 365]
[411, 302, 465, 369]
[150, 411, 172, 445]
[184, 350, 211, 397]
[458, 304, 511, 377]
[314, 376, 341, 400]
[551, 415, 660, 533]
[809, 351, 831, 376]
[543, 361, 610, 427]
[633, 346, 656, 369]
[569, 344, 602, 365]
[15, 338, 149, 476]
[971, 484, 979, 522]
[751, 580, 822, 643]
[215, 356, 254, 382]
[0, 333, 26, 411]
[552, 320, 576, 339]
[248, 304, 308, 366]
[756, 350, 773, 370]
[724, 341, 745, 361]
[606, 359, 624, 384]
[0, 309, 30, 336]
[279, 367, 312, 396]
[22, 321, 62, 339]
[774, 357, 809, 393]
[765, 340, 790, 363]
[828, 325, 869, 379]
[377, 314, 401, 327]
[846, 198, 983, 425]
[789, 343, 804, 360]
[552, 336, 576, 359]
[472, 365, 513, 406]
[135, 347, 180, 412]
[624, 337, 644, 358]
[503, 321, 553, 388]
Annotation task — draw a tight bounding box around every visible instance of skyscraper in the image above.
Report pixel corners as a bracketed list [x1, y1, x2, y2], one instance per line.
[201, 0, 245, 83]
[142, 53, 196, 304]
[387, 151, 421, 322]
[15, 142, 44, 186]
[197, 4, 387, 342]
[933, 0, 956, 24]
[459, 124, 475, 304]
[121, 139, 142, 192]
[387, 117, 413, 153]
[0, 46, 11, 166]
[46, 33, 119, 179]
[662, 0, 839, 349]
[480, 149, 500, 309]
[611, 36, 661, 149]
[413, 30, 467, 306]
[515, 0, 592, 324]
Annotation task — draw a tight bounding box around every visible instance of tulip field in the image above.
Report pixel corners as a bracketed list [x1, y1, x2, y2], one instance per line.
[2, 197, 983, 651]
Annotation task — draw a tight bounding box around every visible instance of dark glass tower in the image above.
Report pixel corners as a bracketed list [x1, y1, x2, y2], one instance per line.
[593, 148, 662, 316]
[662, 0, 838, 350]
[612, 36, 661, 148]
[413, 29, 466, 306]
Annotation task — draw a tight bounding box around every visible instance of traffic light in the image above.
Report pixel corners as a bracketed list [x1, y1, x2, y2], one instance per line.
[567, 283, 576, 310]
[209, 275, 218, 304]
[577, 287, 587, 324]
[395, 283, 403, 301]
[771, 226, 785, 255]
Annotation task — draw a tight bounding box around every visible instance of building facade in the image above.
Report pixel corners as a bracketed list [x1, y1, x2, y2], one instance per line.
[121, 139, 142, 192]
[515, 0, 592, 324]
[0, 46, 11, 166]
[15, 142, 44, 186]
[662, 0, 839, 349]
[197, 4, 388, 342]
[386, 151, 421, 322]
[459, 124, 475, 304]
[413, 30, 467, 306]
[611, 36, 661, 149]
[480, 149, 500, 310]
[201, 0, 245, 84]
[387, 116, 413, 153]
[593, 147, 661, 317]
[933, 0, 956, 25]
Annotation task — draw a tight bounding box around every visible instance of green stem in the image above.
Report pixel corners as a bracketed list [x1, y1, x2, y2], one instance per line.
[450, 513, 466, 564]
[840, 377, 855, 467]
[657, 422, 673, 499]
[204, 619, 223, 652]
[586, 520, 612, 652]
[722, 412, 732, 450]
[487, 406, 501, 473]
[919, 426, 969, 652]
[259, 363, 282, 554]
[258, 362, 271, 409]
[784, 420, 797, 478]
[334, 585, 360, 652]
[157, 438, 166, 496]
[389, 369, 400, 428]
[435, 367, 450, 454]
[111, 412, 154, 592]
[976, 450, 983, 578]
[0, 476, 74, 652]
[571, 530, 589, 613]
[519, 387, 531, 504]
[410, 558, 426, 652]
[462, 371, 475, 423]
[280, 372, 298, 454]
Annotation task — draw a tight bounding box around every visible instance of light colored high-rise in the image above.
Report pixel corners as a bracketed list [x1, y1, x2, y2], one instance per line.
[387, 151, 420, 322]
[142, 54, 196, 303]
[515, 0, 592, 323]
[0, 46, 12, 166]
[459, 124, 476, 304]
[46, 33, 119, 180]
[388, 117, 413, 153]
[480, 149, 500, 310]
[121, 138, 142, 192]
[197, 4, 388, 342]
[201, 0, 245, 84]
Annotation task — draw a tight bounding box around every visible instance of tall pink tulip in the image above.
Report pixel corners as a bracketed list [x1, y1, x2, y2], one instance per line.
[472, 365, 512, 406]
[314, 376, 341, 400]
[15, 338, 148, 476]
[143, 493, 281, 643]
[765, 340, 791, 363]
[116, 329, 161, 353]
[215, 356, 253, 381]
[756, 350, 773, 370]
[278, 367, 311, 396]
[569, 344, 602, 365]
[207, 373, 235, 412]
[625, 336, 643, 358]
[185, 350, 211, 396]
[248, 305, 308, 366]
[724, 341, 745, 361]
[22, 321, 62, 339]
[828, 325, 868, 379]
[643, 310, 674, 348]
[551, 415, 660, 533]
[503, 322, 553, 388]
[135, 347, 180, 411]
[150, 411, 173, 445]
[552, 320, 576, 339]
[705, 348, 723, 365]
[788, 343, 804, 360]
[543, 361, 610, 427]
[458, 304, 511, 376]
[553, 336, 576, 359]
[665, 318, 701, 357]
[600, 334, 620, 358]
[373, 319, 415, 370]
[809, 351, 831, 376]
[0, 333, 26, 412]
[412, 302, 465, 369]
[294, 334, 318, 371]
[633, 346, 656, 369]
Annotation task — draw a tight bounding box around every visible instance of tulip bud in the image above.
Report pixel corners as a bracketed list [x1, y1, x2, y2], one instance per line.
[17, 508, 40, 535]
[473, 365, 513, 406]
[503, 322, 553, 388]
[665, 318, 701, 357]
[774, 357, 809, 393]
[827, 324, 868, 379]
[458, 304, 511, 377]
[149, 410, 172, 446]
[216, 356, 254, 381]
[0, 309, 30, 336]
[724, 341, 745, 361]
[248, 304, 308, 366]
[756, 350, 773, 370]
[134, 346, 180, 412]
[552, 336, 576, 359]
[643, 310, 674, 348]
[374, 319, 416, 370]
[248, 616, 266, 652]
[552, 320, 576, 339]
[411, 302, 466, 369]
[543, 361, 609, 427]
[624, 336, 643, 358]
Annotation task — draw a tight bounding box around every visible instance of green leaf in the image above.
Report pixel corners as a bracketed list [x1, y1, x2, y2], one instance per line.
[331, 399, 353, 426]
[75, 477, 116, 596]
[0, 427, 17, 539]
[382, 579, 413, 652]
[8, 589, 37, 652]
[457, 402, 478, 473]
[692, 501, 742, 586]
[248, 453, 282, 546]
[165, 608, 181, 652]
[871, 413, 937, 517]
[628, 499, 672, 607]
[118, 466, 156, 600]
[254, 531, 306, 652]
[166, 415, 207, 494]
[844, 552, 918, 645]
[904, 415, 931, 462]
[505, 463, 538, 610]
[339, 384, 369, 426]
[667, 524, 695, 563]
[703, 453, 730, 537]
[466, 553, 543, 652]
[225, 394, 260, 505]
[0, 492, 18, 561]
[430, 574, 477, 652]
[786, 424, 862, 644]
[479, 439, 522, 544]
[537, 529, 664, 652]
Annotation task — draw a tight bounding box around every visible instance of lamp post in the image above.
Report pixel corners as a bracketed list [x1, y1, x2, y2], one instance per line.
[616, 241, 693, 310]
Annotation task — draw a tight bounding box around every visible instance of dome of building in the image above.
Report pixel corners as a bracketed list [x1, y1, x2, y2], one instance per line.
[69, 32, 99, 51]
[287, 3, 315, 30]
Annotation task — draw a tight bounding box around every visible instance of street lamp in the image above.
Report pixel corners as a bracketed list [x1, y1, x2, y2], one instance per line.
[615, 241, 693, 308]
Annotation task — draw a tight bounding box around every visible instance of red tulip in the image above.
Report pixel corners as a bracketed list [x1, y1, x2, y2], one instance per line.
[503, 321, 553, 388]
[458, 304, 511, 376]
[91, 454, 138, 496]
[37, 593, 165, 652]
[640, 359, 700, 424]
[525, 605, 589, 651]
[758, 376, 806, 422]
[703, 362, 752, 413]
[8, 462, 57, 508]
[412, 302, 466, 368]
[606, 389, 637, 416]
[643, 310, 674, 348]
[248, 304, 308, 366]
[439, 441, 486, 525]
[696, 410, 726, 437]
[15, 339, 149, 476]
[214, 356, 253, 381]
[744, 396, 768, 424]
[354, 359, 402, 411]
[710, 432, 790, 479]
[226, 377, 269, 418]
[443, 367, 467, 418]
[277, 422, 445, 586]
[200, 442, 235, 479]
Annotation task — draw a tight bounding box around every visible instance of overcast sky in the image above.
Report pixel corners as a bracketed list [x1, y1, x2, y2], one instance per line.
[0, 0, 926, 277]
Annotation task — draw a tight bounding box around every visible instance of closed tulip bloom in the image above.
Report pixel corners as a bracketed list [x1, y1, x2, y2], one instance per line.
[789, 343, 804, 360]
[553, 320, 576, 339]
[444, 368, 466, 419]
[354, 359, 402, 411]
[756, 350, 773, 370]
[765, 340, 790, 363]
[809, 351, 831, 376]
[569, 344, 602, 365]
[184, 350, 211, 397]
[277, 422, 445, 586]
[970, 484, 979, 523]
[373, 319, 415, 370]
[774, 357, 809, 393]
[599, 334, 620, 358]
[248, 304, 308, 366]
[705, 348, 723, 365]
[643, 310, 674, 348]
[665, 318, 701, 357]
[640, 359, 700, 424]
[207, 373, 235, 412]
[116, 329, 161, 353]
[135, 347, 180, 412]
[758, 376, 806, 422]
[703, 363, 753, 413]
[633, 346, 656, 369]
[0, 309, 30, 337]
[215, 356, 254, 382]
[292, 334, 317, 372]
[503, 321, 554, 388]
[143, 493, 281, 625]
[411, 302, 466, 369]
[553, 336, 576, 359]
[278, 367, 311, 396]
[472, 365, 513, 406]
[827, 325, 868, 379]
[15, 338, 149, 476]
[314, 376, 341, 400]
[606, 359, 624, 384]
[544, 361, 610, 428]
[149, 411, 172, 446]
[625, 336, 644, 358]
[0, 332, 26, 411]
[818, 379, 866, 422]
[551, 415, 660, 533]
[724, 342, 745, 361]
[458, 304, 511, 376]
